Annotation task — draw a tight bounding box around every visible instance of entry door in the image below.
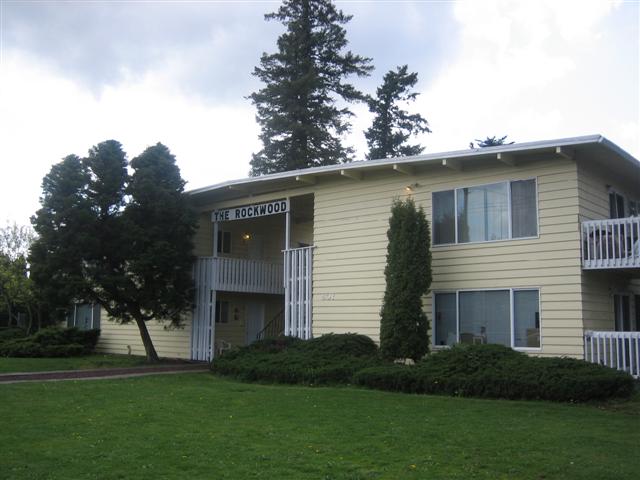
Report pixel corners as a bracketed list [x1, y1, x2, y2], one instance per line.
[614, 294, 631, 331]
[246, 302, 265, 344]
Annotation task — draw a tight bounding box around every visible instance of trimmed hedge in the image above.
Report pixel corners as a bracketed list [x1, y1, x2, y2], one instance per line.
[0, 327, 100, 357]
[353, 344, 635, 402]
[213, 338, 634, 402]
[212, 333, 382, 385]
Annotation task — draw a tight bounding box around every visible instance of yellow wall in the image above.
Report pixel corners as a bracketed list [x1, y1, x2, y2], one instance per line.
[311, 157, 586, 357]
[96, 311, 192, 359]
[100, 151, 638, 360]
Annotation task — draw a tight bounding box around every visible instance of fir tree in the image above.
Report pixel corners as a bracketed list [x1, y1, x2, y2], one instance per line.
[30, 141, 197, 362]
[469, 135, 514, 149]
[379, 198, 432, 361]
[249, 0, 373, 175]
[365, 65, 430, 160]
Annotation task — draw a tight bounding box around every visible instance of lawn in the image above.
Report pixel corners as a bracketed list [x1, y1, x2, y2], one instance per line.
[0, 354, 154, 373]
[1, 374, 638, 479]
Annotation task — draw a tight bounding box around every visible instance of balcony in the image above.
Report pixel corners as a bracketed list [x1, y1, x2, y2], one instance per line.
[584, 331, 640, 378]
[581, 217, 640, 270]
[194, 256, 284, 295]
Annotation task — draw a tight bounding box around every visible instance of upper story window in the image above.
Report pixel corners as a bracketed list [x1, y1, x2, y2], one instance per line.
[433, 179, 538, 245]
[217, 231, 231, 254]
[610, 190, 639, 218]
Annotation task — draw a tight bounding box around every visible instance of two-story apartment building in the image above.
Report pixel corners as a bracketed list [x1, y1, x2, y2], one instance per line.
[95, 135, 640, 375]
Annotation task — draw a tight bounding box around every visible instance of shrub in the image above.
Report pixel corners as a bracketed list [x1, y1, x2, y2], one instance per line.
[0, 327, 27, 342]
[212, 333, 382, 385]
[353, 344, 635, 402]
[379, 198, 431, 361]
[0, 327, 100, 357]
[290, 333, 378, 357]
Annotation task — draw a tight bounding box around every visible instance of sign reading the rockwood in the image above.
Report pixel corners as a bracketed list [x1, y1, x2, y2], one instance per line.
[212, 199, 289, 222]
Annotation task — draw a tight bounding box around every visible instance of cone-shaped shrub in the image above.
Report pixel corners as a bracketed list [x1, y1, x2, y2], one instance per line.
[379, 197, 432, 361]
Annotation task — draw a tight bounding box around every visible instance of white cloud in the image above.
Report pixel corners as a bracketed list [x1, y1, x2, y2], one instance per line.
[0, 51, 259, 224]
[413, 0, 638, 154]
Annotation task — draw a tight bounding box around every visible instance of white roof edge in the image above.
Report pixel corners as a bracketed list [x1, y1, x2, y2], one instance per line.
[187, 134, 634, 196]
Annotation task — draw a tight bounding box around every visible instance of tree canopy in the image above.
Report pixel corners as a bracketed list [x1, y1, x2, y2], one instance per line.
[379, 198, 432, 361]
[0, 223, 37, 330]
[249, 0, 373, 175]
[29, 141, 197, 361]
[365, 65, 430, 160]
[469, 135, 514, 149]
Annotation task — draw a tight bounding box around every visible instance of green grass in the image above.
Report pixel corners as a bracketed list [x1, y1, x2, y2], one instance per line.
[1, 374, 638, 479]
[0, 354, 154, 373]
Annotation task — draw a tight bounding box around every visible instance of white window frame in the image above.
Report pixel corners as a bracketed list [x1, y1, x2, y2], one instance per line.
[432, 287, 542, 352]
[432, 177, 539, 247]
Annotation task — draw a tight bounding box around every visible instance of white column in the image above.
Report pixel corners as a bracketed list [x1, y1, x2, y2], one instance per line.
[213, 221, 219, 258]
[285, 202, 291, 250]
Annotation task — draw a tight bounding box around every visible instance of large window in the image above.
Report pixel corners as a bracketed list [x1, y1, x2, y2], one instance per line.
[433, 179, 537, 245]
[67, 304, 101, 330]
[433, 289, 540, 349]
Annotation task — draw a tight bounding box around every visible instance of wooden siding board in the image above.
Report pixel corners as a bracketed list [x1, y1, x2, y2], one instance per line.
[311, 156, 584, 356]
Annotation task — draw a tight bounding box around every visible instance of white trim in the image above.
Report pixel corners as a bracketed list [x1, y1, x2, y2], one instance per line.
[188, 135, 638, 198]
[432, 287, 542, 352]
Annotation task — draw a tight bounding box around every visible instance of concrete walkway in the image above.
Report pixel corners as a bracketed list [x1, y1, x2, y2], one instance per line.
[0, 363, 210, 384]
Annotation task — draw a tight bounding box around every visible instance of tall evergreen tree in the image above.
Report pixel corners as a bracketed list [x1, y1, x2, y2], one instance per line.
[379, 198, 431, 361]
[365, 65, 430, 160]
[30, 141, 197, 362]
[469, 135, 514, 149]
[249, 0, 373, 175]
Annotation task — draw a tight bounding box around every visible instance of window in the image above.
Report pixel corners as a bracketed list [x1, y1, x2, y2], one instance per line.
[433, 179, 537, 245]
[609, 192, 625, 219]
[459, 290, 510, 346]
[215, 300, 229, 324]
[67, 304, 100, 330]
[434, 293, 456, 346]
[433, 191, 455, 244]
[614, 294, 631, 332]
[433, 289, 540, 349]
[513, 290, 540, 348]
[217, 231, 231, 254]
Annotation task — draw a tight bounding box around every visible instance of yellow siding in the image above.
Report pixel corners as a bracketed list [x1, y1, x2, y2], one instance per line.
[100, 152, 634, 361]
[96, 311, 192, 359]
[312, 158, 585, 357]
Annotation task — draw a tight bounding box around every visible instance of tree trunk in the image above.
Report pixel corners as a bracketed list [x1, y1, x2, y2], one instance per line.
[26, 305, 33, 335]
[133, 315, 160, 363]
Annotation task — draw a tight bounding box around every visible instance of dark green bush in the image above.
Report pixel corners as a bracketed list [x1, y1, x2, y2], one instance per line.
[0, 327, 27, 342]
[289, 333, 378, 357]
[212, 333, 382, 385]
[0, 327, 100, 357]
[353, 344, 635, 402]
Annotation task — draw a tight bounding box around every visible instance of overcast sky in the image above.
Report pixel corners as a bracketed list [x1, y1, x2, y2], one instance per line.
[1, 0, 638, 225]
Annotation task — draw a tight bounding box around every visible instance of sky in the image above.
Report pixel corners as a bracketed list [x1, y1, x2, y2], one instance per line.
[1, 0, 638, 226]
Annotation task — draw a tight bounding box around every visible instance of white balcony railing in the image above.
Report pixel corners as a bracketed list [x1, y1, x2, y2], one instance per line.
[584, 331, 640, 378]
[195, 257, 284, 295]
[581, 217, 640, 269]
